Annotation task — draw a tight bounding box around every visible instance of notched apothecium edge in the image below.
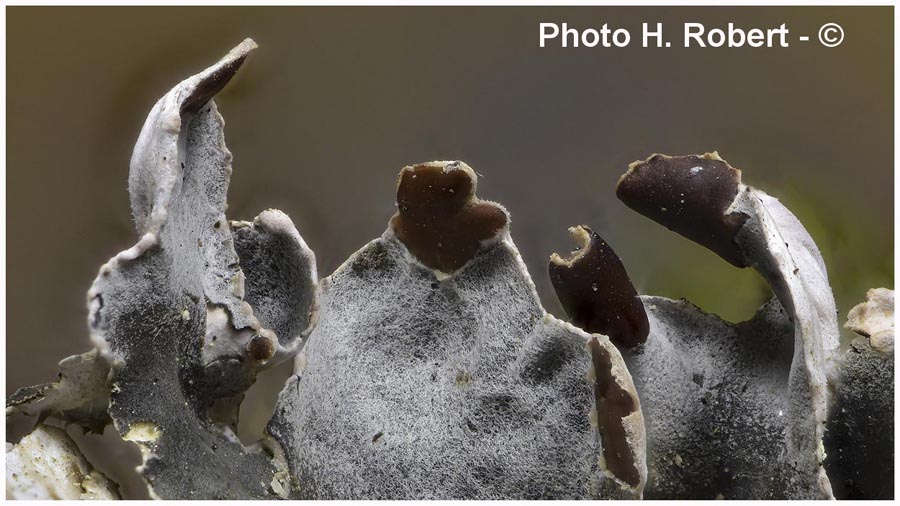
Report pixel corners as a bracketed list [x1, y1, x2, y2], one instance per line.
[389, 161, 509, 274]
[616, 152, 748, 268]
[550, 225, 649, 348]
[588, 337, 643, 488]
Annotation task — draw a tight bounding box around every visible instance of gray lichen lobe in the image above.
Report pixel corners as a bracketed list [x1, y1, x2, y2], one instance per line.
[602, 153, 839, 499]
[268, 162, 646, 499]
[232, 209, 318, 356]
[825, 288, 894, 499]
[5, 39, 893, 502]
[83, 39, 316, 499]
[629, 297, 798, 498]
[6, 350, 111, 434]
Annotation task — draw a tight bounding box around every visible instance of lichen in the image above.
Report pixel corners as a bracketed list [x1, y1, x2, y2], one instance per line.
[558, 152, 841, 499]
[825, 288, 894, 499]
[81, 39, 316, 499]
[4, 41, 893, 502]
[268, 161, 646, 499]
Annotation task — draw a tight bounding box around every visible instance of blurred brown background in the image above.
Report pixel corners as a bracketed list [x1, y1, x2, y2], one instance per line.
[6, 6, 893, 498]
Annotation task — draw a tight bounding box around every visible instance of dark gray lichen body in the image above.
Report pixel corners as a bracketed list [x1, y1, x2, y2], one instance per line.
[233, 218, 316, 349]
[269, 162, 646, 499]
[270, 235, 635, 499]
[825, 337, 894, 499]
[629, 297, 801, 498]
[85, 39, 314, 499]
[90, 75, 279, 500]
[7, 40, 895, 502]
[608, 152, 839, 499]
[825, 289, 894, 500]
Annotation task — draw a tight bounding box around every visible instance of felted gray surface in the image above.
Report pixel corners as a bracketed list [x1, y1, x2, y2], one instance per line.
[825, 288, 894, 500]
[629, 296, 800, 498]
[269, 230, 645, 499]
[8, 41, 893, 501]
[232, 210, 318, 355]
[614, 153, 838, 499]
[825, 337, 894, 499]
[84, 39, 313, 499]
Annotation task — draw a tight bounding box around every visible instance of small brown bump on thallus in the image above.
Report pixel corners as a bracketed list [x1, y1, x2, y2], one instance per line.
[389, 161, 508, 273]
[247, 334, 275, 362]
[616, 153, 749, 268]
[549, 226, 649, 348]
[589, 337, 641, 488]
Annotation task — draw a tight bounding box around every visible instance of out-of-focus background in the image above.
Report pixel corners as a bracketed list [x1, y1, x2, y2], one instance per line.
[7, 6, 893, 498]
